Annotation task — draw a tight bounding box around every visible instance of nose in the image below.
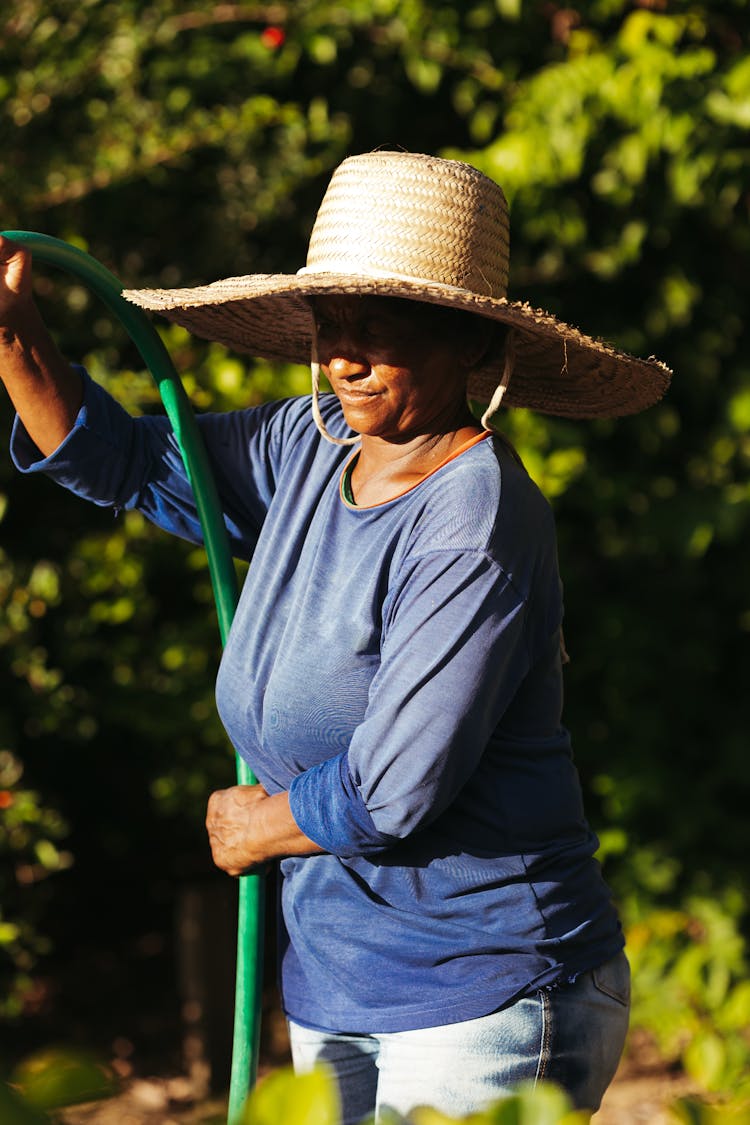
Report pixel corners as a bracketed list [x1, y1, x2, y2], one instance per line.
[315, 313, 370, 376]
[327, 352, 369, 380]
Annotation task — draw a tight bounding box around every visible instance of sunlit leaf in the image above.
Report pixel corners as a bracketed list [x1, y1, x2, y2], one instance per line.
[242, 1065, 340, 1125]
[10, 1049, 117, 1110]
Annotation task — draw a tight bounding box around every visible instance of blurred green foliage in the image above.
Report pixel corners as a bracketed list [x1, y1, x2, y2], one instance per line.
[10, 1046, 117, 1111]
[0, 1056, 747, 1124]
[0, 1047, 115, 1123]
[627, 893, 750, 1097]
[0, 1082, 48, 1125]
[240, 1066, 749, 1124]
[0, 748, 71, 1020]
[1, 0, 749, 1105]
[243, 1065, 341, 1125]
[241, 1065, 592, 1124]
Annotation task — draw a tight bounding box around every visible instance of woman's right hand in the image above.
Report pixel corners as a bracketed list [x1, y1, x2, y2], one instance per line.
[0, 234, 84, 457]
[0, 235, 34, 327]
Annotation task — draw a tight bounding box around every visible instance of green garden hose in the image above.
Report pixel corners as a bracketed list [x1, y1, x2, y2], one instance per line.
[3, 231, 263, 1125]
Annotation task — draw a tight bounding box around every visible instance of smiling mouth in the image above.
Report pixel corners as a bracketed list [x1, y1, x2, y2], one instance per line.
[337, 385, 381, 401]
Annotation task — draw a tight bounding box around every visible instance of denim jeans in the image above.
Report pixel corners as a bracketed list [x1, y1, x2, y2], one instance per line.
[288, 950, 630, 1124]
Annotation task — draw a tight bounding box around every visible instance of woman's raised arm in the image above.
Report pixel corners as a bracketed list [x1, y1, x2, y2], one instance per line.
[0, 234, 83, 457]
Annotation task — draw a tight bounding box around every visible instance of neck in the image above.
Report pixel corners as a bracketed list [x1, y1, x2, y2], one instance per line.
[359, 424, 478, 470]
[352, 408, 485, 506]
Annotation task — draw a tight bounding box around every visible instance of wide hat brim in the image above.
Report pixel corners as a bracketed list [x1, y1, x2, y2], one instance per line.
[124, 271, 672, 420]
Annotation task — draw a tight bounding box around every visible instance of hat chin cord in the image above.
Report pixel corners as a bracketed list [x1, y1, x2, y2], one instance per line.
[310, 321, 361, 446]
[480, 329, 515, 430]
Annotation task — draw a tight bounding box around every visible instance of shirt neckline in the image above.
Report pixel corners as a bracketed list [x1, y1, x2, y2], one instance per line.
[339, 431, 492, 511]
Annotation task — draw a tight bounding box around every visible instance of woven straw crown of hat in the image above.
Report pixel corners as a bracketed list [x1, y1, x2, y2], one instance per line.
[125, 150, 671, 419]
[300, 151, 510, 296]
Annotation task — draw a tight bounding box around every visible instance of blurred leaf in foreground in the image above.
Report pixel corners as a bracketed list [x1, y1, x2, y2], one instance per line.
[10, 1047, 117, 1111]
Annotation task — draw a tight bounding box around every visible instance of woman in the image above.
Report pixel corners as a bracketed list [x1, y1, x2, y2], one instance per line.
[1, 151, 670, 1122]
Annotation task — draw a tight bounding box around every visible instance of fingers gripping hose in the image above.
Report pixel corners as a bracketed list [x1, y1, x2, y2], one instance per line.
[3, 231, 263, 1125]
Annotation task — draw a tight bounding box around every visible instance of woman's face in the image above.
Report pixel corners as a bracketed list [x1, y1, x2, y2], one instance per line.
[312, 295, 486, 441]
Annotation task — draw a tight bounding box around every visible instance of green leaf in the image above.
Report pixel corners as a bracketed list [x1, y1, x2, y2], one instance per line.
[408, 1108, 461, 1124]
[728, 388, 750, 433]
[682, 1030, 728, 1092]
[0, 1083, 50, 1125]
[668, 1096, 750, 1124]
[494, 0, 521, 20]
[10, 1049, 117, 1111]
[242, 1066, 340, 1125]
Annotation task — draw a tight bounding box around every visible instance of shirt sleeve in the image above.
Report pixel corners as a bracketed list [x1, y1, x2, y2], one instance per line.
[10, 367, 304, 560]
[289, 546, 551, 858]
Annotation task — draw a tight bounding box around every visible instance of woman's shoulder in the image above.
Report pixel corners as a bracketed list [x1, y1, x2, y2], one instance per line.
[404, 435, 557, 567]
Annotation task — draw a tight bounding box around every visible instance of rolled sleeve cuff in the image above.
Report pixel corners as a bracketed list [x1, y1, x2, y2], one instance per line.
[288, 751, 398, 858]
[10, 367, 137, 508]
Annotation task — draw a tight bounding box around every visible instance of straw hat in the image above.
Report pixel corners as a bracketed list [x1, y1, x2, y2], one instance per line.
[124, 150, 671, 420]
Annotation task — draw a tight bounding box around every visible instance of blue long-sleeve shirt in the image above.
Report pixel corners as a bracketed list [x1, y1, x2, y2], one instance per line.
[11, 371, 623, 1032]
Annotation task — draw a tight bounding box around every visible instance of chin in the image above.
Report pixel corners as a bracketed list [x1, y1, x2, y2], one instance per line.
[338, 404, 386, 436]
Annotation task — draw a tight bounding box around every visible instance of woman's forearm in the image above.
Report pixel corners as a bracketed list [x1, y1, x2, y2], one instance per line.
[0, 303, 83, 456]
[206, 785, 325, 876]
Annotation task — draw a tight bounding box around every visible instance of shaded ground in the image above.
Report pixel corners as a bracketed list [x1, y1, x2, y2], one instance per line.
[593, 1055, 698, 1125]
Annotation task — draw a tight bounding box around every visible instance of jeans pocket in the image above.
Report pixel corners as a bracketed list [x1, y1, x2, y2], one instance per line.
[591, 950, 631, 1007]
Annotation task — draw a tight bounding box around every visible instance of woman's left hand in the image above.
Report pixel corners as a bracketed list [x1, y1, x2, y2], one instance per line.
[206, 784, 325, 876]
[206, 784, 273, 876]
